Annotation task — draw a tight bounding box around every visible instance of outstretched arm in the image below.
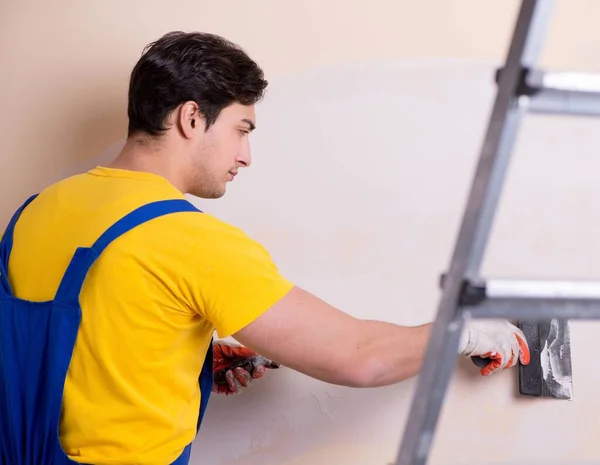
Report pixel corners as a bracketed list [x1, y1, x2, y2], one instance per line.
[233, 286, 529, 387]
[186, 221, 529, 392]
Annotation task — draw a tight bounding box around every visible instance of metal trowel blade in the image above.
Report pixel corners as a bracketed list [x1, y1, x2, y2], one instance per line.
[518, 318, 573, 400]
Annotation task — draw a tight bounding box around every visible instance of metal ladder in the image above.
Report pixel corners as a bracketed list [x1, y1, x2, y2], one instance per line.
[394, 0, 600, 464]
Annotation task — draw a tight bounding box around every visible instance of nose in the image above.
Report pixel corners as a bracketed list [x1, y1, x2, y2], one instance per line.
[237, 139, 252, 168]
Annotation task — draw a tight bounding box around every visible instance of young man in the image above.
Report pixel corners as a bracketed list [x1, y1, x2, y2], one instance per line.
[0, 32, 530, 465]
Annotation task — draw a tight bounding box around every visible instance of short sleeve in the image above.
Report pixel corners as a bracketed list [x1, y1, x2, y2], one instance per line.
[181, 217, 294, 338]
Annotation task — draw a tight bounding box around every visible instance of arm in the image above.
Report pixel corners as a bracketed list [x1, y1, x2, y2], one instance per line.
[233, 285, 530, 386]
[233, 285, 431, 388]
[186, 220, 529, 390]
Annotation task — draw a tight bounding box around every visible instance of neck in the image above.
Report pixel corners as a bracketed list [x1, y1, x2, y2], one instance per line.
[107, 136, 188, 193]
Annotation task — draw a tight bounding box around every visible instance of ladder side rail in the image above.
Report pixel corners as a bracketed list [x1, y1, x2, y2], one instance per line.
[393, 1, 556, 464]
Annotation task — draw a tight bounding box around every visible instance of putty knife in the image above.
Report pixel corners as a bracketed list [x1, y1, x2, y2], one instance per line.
[213, 355, 280, 386]
[471, 318, 573, 400]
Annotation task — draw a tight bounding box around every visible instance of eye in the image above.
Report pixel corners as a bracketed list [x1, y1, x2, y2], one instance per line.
[239, 129, 250, 137]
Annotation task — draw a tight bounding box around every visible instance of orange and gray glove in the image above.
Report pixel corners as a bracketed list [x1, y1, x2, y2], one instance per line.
[212, 341, 280, 395]
[459, 319, 531, 376]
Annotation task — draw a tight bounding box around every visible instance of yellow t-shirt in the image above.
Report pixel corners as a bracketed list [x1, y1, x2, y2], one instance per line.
[6, 166, 294, 465]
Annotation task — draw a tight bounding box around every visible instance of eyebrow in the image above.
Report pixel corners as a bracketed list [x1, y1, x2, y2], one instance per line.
[241, 118, 256, 131]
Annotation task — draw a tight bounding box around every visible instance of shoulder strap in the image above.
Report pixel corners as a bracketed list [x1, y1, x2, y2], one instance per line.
[0, 194, 39, 295]
[54, 199, 201, 307]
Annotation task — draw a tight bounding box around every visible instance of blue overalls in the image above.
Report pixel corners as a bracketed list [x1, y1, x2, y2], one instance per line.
[0, 194, 214, 465]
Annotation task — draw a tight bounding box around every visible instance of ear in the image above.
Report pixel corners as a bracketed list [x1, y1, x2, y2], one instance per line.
[179, 101, 200, 139]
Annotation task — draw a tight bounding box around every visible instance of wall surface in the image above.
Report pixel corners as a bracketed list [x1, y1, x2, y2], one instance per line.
[2, 1, 600, 464]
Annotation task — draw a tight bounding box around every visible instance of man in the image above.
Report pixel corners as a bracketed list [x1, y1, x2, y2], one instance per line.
[0, 31, 530, 465]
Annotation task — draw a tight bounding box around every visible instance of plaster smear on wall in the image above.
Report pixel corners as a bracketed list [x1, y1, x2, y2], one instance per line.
[92, 59, 600, 464]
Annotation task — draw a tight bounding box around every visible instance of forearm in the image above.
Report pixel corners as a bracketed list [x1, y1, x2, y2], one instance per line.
[233, 285, 436, 389]
[352, 320, 432, 388]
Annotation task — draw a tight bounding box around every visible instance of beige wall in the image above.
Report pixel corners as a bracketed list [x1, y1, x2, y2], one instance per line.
[3, 1, 600, 464]
[2, 0, 600, 222]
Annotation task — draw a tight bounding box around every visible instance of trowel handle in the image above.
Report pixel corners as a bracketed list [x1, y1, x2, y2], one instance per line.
[213, 359, 256, 385]
[213, 358, 280, 385]
[471, 356, 489, 368]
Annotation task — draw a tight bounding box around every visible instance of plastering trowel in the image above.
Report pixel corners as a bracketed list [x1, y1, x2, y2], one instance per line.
[516, 319, 573, 400]
[472, 318, 573, 400]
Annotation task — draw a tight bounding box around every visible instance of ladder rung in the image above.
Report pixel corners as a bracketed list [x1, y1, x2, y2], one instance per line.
[457, 278, 600, 319]
[528, 86, 600, 117]
[527, 70, 600, 117]
[533, 70, 600, 93]
[496, 67, 600, 117]
[482, 278, 600, 299]
[465, 299, 600, 320]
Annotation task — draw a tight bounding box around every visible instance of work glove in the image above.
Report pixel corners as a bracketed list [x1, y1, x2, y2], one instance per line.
[459, 319, 531, 376]
[212, 341, 280, 395]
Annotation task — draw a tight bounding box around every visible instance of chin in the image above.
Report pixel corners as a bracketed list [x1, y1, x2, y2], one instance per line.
[191, 187, 226, 199]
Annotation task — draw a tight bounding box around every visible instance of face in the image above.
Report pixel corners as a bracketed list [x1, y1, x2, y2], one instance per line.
[182, 102, 256, 198]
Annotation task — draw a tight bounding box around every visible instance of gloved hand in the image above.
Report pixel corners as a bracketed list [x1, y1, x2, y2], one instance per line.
[212, 341, 280, 395]
[459, 319, 530, 376]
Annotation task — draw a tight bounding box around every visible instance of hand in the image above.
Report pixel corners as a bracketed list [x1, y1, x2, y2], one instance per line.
[212, 341, 280, 395]
[459, 319, 530, 376]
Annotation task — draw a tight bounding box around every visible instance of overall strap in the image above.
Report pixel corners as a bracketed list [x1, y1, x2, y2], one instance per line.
[54, 199, 201, 307]
[0, 194, 39, 296]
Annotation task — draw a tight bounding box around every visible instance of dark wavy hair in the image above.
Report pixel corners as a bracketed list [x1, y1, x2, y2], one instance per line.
[126, 31, 268, 137]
